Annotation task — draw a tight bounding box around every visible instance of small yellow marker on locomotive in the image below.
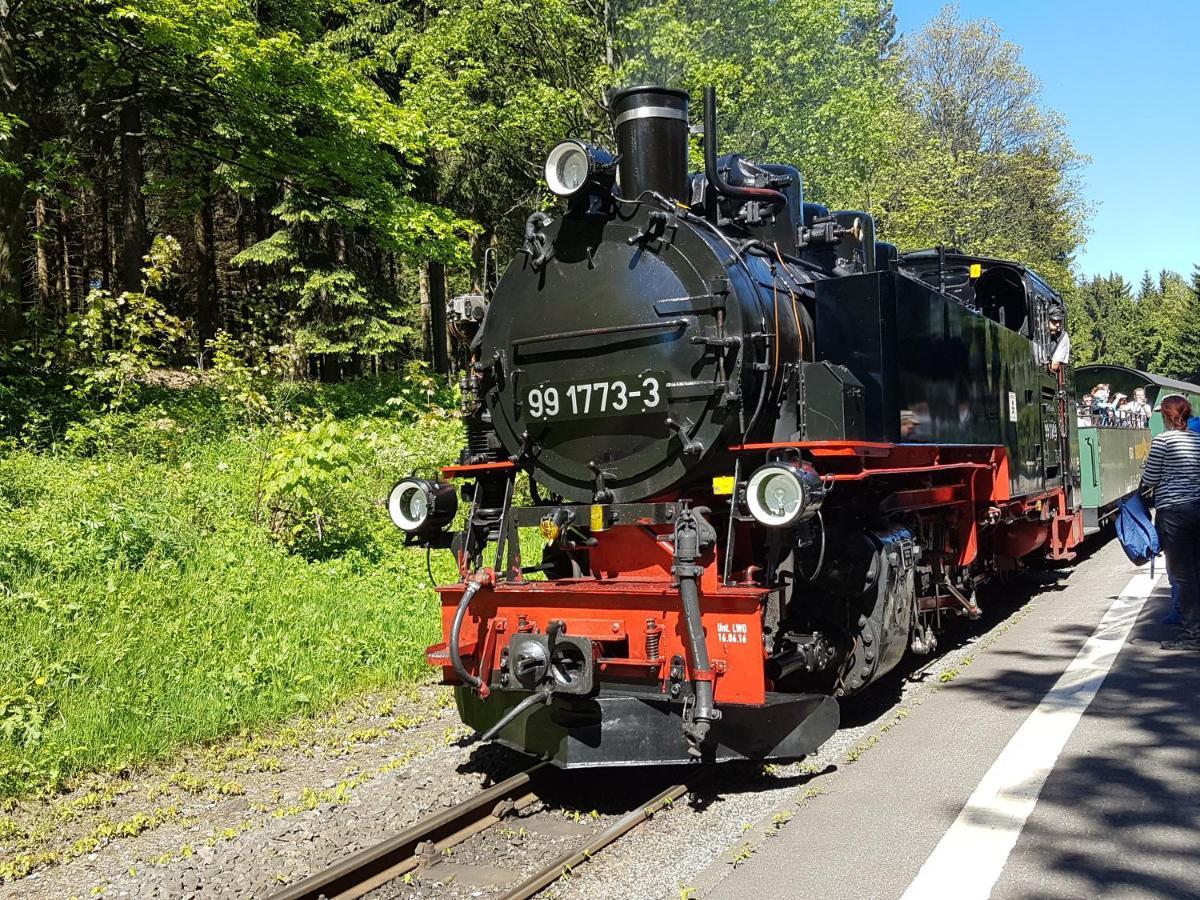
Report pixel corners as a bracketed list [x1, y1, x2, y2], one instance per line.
[712, 475, 736, 496]
[590, 504, 612, 531]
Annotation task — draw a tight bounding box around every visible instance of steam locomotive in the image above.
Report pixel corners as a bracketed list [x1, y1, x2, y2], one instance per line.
[389, 86, 1091, 767]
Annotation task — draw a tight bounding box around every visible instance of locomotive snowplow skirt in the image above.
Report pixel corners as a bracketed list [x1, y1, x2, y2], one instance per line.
[455, 687, 839, 768]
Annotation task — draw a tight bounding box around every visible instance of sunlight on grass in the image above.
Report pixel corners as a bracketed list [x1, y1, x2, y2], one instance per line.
[0, 379, 462, 798]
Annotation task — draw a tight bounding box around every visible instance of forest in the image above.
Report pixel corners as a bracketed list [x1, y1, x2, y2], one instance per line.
[3, 0, 1196, 405]
[2, 0, 1200, 830]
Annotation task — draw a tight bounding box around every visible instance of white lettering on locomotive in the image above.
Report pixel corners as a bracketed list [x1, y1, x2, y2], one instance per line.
[716, 622, 749, 644]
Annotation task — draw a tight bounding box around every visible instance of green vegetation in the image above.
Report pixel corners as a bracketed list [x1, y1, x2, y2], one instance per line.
[0, 375, 461, 798]
[1065, 269, 1200, 376]
[4, 1, 1196, 382]
[3, 1, 1100, 369]
[0, 0, 1196, 807]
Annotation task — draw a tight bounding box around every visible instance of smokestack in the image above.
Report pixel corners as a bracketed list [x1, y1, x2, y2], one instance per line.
[610, 86, 689, 201]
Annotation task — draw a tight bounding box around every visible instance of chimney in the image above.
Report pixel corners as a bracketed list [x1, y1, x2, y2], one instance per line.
[610, 86, 690, 201]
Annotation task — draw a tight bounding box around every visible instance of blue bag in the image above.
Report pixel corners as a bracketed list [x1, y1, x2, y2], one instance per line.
[1115, 492, 1160, 571]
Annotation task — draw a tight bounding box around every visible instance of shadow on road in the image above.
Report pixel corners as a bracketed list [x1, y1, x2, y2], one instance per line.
[946, 586, 1200, 898]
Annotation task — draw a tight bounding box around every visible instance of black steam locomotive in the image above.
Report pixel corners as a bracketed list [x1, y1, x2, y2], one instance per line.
[391, 86, 1082, 767]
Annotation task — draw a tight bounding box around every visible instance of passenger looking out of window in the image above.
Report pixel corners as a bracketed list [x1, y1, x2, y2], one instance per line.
[1090, 384, 1106, 423]
[1077, 391, 1095, 425]
[1112, 394, 1131, 426]
[1128, 388, 1152, 422]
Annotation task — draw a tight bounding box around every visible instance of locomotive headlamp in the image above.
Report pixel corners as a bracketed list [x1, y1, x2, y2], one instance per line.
[544, 140, 615, 198]
[745, 462, 826, 528]
[388, 478, 457, 534]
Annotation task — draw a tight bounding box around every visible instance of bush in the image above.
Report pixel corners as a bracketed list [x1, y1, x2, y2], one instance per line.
[61, 236, 188, 410]
[262, 419, 360, 551]
[0, 377, 463, 798]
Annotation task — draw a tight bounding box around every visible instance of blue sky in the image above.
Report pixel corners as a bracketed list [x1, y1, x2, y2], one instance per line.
[892, 0, 1199, 285]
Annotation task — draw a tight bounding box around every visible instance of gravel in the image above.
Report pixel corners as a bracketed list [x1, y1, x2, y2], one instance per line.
[549, 568, 1070, 900]
[1, 564, 1071, 900]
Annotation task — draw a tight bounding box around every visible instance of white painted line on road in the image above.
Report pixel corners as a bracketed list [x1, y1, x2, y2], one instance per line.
[900, 567, 1160, 900]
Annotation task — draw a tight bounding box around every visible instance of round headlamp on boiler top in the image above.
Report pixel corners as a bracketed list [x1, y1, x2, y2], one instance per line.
[387, 477, 457, 535]
[544, 140, 616, 198]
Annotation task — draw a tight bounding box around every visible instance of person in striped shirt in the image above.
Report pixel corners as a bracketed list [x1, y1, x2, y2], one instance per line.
[1162, 413, 1200, 625]
[1139, 394, 1200, 649]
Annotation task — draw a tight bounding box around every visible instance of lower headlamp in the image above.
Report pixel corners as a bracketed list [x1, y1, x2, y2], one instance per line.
[745, 461, 825, 528]
[388, 478, 457, 534]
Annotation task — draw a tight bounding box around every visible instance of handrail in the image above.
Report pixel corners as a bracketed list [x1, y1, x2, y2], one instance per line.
[511, 318, 687, 347]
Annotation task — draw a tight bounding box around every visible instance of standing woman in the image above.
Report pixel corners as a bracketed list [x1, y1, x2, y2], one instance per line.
[1140, 394, 1200, 649]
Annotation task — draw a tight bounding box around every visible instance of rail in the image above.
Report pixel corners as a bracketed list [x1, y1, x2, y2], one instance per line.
[267, 765, 705, 900]
[498, 780, 695, 900]
[266, 765, 546, 900]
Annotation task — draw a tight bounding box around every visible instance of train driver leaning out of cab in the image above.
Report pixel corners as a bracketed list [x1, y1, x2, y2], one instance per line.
[1047, 309, 1070, 374]
[1139, 394, 1200, 650]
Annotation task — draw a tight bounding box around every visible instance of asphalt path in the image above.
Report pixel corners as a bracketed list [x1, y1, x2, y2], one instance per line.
[709, 538, 1200, 900]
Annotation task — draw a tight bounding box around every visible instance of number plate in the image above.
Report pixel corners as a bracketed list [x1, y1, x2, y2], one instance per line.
[524, 373, 667, 421]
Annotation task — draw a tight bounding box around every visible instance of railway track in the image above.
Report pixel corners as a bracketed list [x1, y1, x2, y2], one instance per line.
[267, 763, 700, 900]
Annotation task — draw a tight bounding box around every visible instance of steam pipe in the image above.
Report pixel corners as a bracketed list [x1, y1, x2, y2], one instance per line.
[673, 506, 718, 755]
[678, 571, 715, 752]
[449, 570, 494, 695]
[478, 689, 550, 743]
[702, 86, 787, 207]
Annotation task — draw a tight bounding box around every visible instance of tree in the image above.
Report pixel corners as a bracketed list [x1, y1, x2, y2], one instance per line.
[1, 0, 1098, 382]
[118, 81, 148, 296]
[1066, 268, 1200, 380]
[4, 0, 477, 376]
[1068, 274, 1137, 368]
[616, 0, 914, 212]
[1149, 271, 1200, 379]
[894, 6, 1089, 290]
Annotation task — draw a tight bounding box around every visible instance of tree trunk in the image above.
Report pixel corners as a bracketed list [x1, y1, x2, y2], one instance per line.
[119, 83, 148, 295]
[59, 204, 71, 318]
[76, 198, 89, 305]
[417, 159, 450, 375]
[603, 0, 616, 67]
[418, 261, 431, 362]
[235, 195, 247, 294]
[428, 259, 449, 375]
[0, 0, 24, 339]
[33, 195, 50, 310]
[99, 178, 113, 291]
[468, 230, 483, 294]
[195, 193, 216, 363]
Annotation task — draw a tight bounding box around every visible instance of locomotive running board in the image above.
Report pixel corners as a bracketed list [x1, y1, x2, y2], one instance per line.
[455, 688, 840, 768]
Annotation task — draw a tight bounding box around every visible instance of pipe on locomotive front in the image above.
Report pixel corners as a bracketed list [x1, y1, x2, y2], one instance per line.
[701, 86, 787, 207]
[610, 86, 690, 201]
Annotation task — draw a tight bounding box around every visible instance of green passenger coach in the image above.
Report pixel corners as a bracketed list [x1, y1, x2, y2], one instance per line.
[1074, 364, 1200, 531]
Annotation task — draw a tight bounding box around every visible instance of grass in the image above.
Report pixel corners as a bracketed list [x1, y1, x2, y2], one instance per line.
[0, 373, 463, 799]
